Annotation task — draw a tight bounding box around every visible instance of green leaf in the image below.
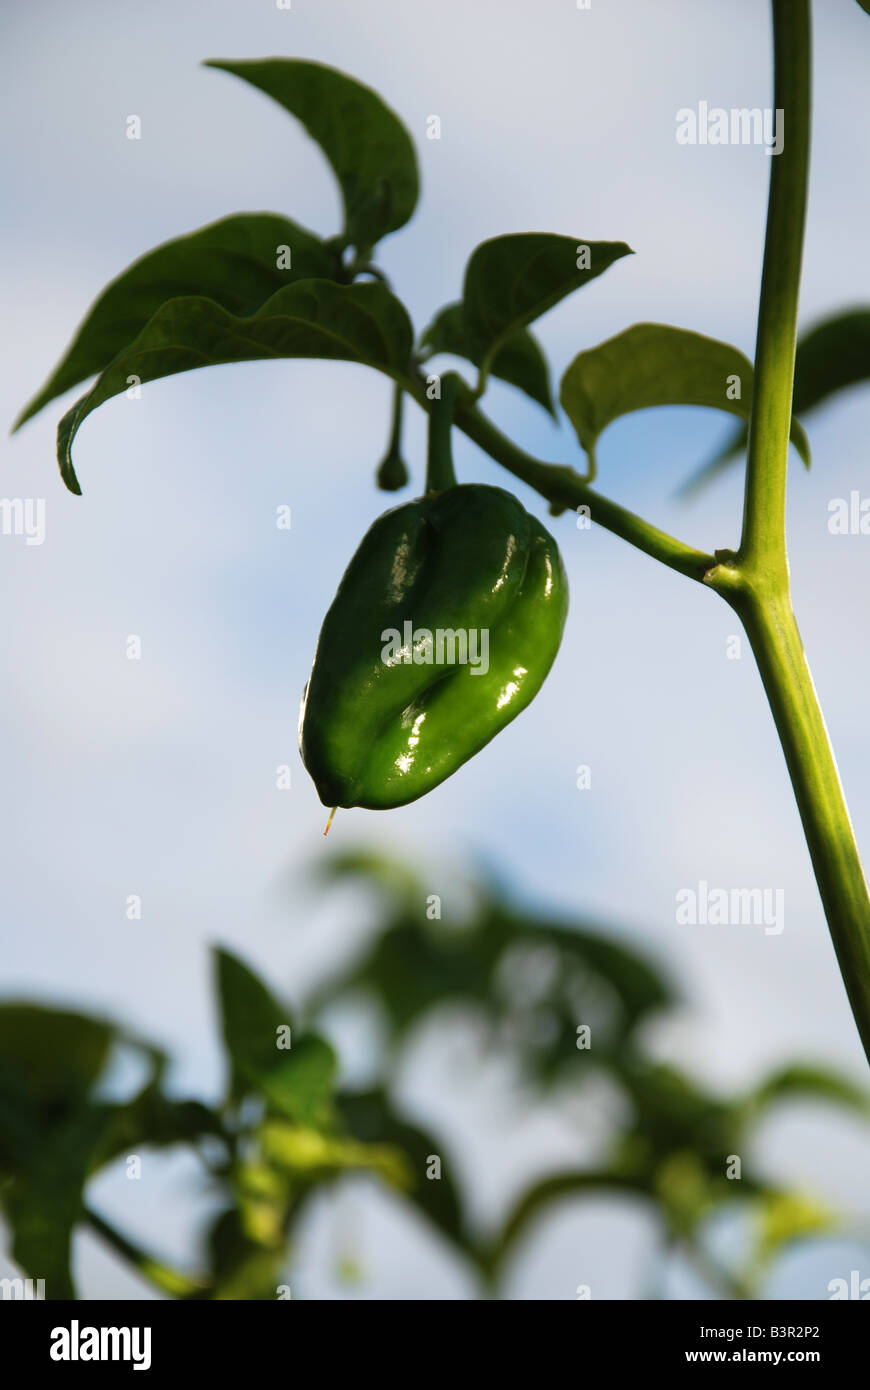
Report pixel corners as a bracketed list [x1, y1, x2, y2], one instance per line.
[0, 1005, 119, 1298]
[214, 949, 337, 1123]
[856, 0, 870, 15]
[0, 1005, 114, 1114]
[560, 322, 811, 476]
[679, 309, 870, 498]
[260, 1038, 337, 1127]
[57, 279, 415, 493]
[337, 1089, 465, 1247]
[215, 948, 290, 1088]
[792, 308, 870, 414]
[13, 214, 339, 432]
[205, 59, 419, 251]
[4, 1108, 114, 1299]
[487, 1170, 646, 1274]
[541, 922, 674, 1035]
[748, 1063, 870, 1119]
[461, 235, 632, 372]
[420, 301, 555, 415]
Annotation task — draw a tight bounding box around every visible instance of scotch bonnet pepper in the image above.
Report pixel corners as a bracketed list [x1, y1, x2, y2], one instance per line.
[299, 484, 569, 810]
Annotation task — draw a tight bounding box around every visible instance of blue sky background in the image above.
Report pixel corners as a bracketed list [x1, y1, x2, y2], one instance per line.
[3, 0, 870, 1298]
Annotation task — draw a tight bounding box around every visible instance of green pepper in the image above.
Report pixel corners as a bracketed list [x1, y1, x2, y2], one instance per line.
[299, 483, 568, 810]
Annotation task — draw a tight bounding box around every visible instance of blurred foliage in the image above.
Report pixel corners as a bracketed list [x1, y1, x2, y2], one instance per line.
[1, 851, 868, 1299]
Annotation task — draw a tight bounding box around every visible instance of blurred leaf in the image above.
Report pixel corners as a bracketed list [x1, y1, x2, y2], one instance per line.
[98, 1083, 224, 1166]
[260, 1038, 337, 1127]
[3, 1107, 115, 1299]
[313, 866, 673, 1073]
[487, 1169, 645, 1274]
[561, 323, 810, 477]
[613, 1063, 737, 1168]
[215, 948, 337, 1123]
[215, 948, 291, 1090]
[57, 280, 415, 493]
[420, 301, 555, 415]
[792, 309, 870, 414]
[680, 308, 870, 498]
[0, 1006, 224, 1297]
[205, 59, 419, 251]
[748, 1063, 870, 1119]
[207, 1207, 286, 1301]
[653, 1149, 714, 1235]
[259, 1119, 409, 1190]
[0, 1004, 114, 1113]
[461, 234, 632, 371]
[540, 922, 673, 1034]
[753, 1190, 835, 1267]
[337, 1089, 465, 1247]
[311, 847, 424, 909]
[13, 213, 339, 431]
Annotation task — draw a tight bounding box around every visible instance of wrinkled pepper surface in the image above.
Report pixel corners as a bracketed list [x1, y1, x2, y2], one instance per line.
[299, 484, 568, 809]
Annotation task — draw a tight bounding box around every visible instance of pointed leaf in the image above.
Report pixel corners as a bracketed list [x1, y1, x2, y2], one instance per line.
[420, 301, 554, 414]
[681, 308, 870, 497]
[205, 59, 419, 250]
[749, 1063, 870, 1118]
[792, 308, 870, 415]
[215, 948, 291, 1089]
[14, 214, 339, 431]
[57, 279, 415, 493]
[462, 234, 632, 367]
[214, 949, 337, 1122]
[561, 322, 810, 475]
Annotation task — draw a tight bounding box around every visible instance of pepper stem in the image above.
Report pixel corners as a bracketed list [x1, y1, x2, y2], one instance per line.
[425, 372, 462, 493]
[323, 806, 337, 836]
[376, 384, 409, 490]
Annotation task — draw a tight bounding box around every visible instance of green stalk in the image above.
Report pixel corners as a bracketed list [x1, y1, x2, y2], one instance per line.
[739, 0, 811, 575]
[709, 0, 870, 1063]
[456, 399, 715, 582]
[717, 581, 870, 1057]
[425, 372, 461, 492]
[84, 1205, 208, 1299]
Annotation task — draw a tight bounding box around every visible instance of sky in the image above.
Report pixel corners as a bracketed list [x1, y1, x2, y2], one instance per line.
[2, 0, 870, 1299]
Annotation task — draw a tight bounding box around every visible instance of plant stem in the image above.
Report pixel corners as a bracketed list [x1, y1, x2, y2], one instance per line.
[457, 398, 715, 582]
[425, 372, 461, 492]
[739, 0, 811, 577]
[708, 0, 870, 1064]
[84, 1205, 207, 1299]
[708, 568, 870, 1062]
[682, 1237, 752, 1301]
